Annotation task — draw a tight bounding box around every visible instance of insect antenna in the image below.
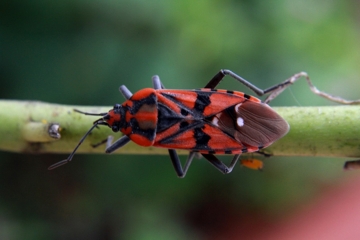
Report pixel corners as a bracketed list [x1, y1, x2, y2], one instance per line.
[74, 109, 108, 116]
[48, 120, 105, 170]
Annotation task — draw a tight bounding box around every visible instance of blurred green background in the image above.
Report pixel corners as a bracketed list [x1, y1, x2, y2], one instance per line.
[1, 0, 360, 239]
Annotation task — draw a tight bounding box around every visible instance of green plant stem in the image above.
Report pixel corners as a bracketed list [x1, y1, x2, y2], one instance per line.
[0, 100, 359, 157]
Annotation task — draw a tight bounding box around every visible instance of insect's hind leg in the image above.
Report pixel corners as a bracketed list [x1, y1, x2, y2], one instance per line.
[262, 72, 360, 104]
[202, 154, 241, 174]
[204, 70, 265, 95]
[208, 70, 360, 105]
[205, 69, 296, 100]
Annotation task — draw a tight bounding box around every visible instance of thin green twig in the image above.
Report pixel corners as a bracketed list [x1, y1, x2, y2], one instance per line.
[0, 100, 359, 158]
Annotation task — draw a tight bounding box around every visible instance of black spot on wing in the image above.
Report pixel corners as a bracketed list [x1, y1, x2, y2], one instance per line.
[181, 108, 188, 116]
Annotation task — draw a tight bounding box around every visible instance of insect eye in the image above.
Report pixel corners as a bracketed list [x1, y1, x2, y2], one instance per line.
[111, 125, 119, 132]
[113, 104, 121, 110]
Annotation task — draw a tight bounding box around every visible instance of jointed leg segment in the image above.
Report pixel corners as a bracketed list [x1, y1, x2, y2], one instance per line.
[206, 70, 360, 105]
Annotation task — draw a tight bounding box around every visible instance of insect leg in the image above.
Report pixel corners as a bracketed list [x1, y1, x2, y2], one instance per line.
[91, 134, 132, 154]
[105, 135, 131, 153]
[262, 72, 360, 104]
[119, 85, 133, 100]
[152, 75, 166, 90]
[168, 150, 196, 178]
[202, 154, 241, 174]
[91, 135, 114, 148]
[205, 70, 265, 95]
[255, 151, 272, 157]
[48, 123, 101, 170]
[208, 70, 360, 105]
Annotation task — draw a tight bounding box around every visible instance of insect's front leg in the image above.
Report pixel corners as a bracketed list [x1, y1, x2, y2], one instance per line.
[92, 134, 131, 154]
[91, 136, 114, 148]
[105, 135, 131, 154]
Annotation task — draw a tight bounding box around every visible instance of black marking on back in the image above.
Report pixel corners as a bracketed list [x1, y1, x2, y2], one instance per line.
[129, 118, 155, 141]
[244, 93, 251, 99]
[126, 93, 158, 139]
[157, 103, 183, 133]
[111, 104, 127, 131]
[226, 90, 234, 94]
[194, 126, 211, 150]
[160, 92, 193, 117]
[194, 91, 212, 115]
[180, 121, 189, 129]
[224, 150, 232, 154]
[129, 93, 157, 114]
[205, 106, 238, 140]
[158, 121, 204, 145]
[225, 106, 237, 128]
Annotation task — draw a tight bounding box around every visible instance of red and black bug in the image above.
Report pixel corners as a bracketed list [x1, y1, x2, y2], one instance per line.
[49, 69, 293, 177]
